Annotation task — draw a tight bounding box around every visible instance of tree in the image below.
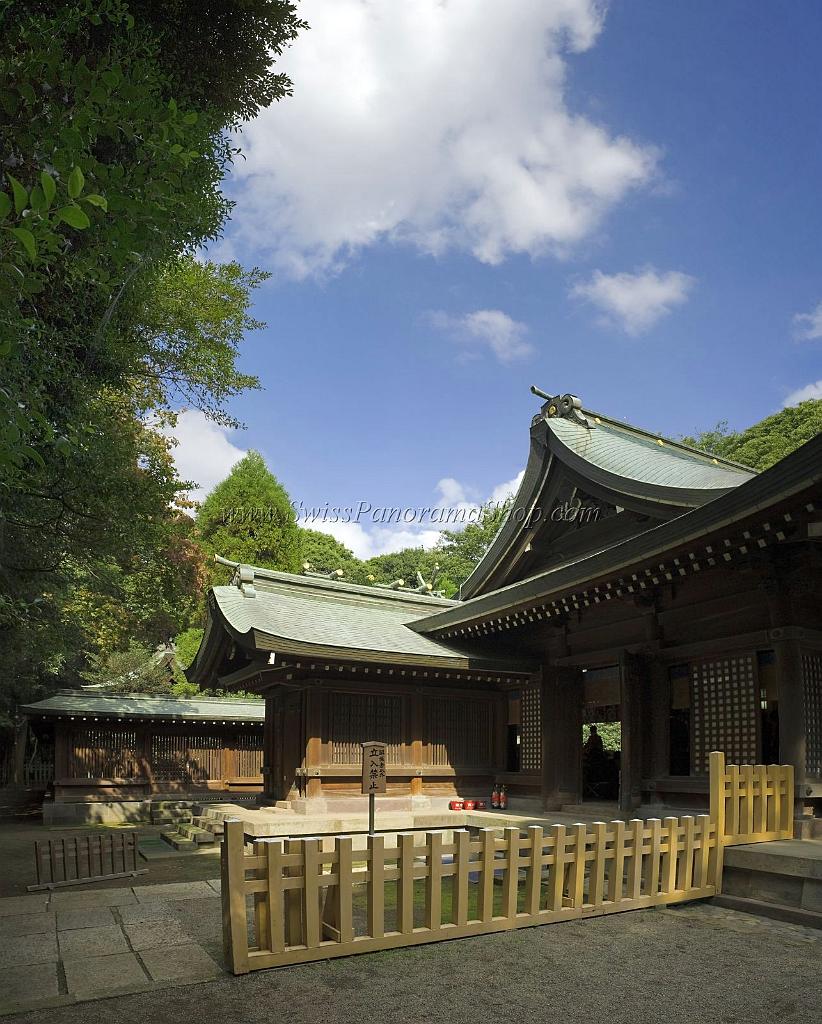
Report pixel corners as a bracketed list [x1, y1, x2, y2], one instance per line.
[435, 501, 511, 590]
[81, 641, 177, 695]
[174, 627, 205, 670]
[0, 1, 304, 733]
[299, 529, 359, 575]
[196, 452, 301, 579]
[682, 399, 822, 471]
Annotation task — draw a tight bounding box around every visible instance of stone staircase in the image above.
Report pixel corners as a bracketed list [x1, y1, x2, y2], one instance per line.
[152, 800, 217, 852]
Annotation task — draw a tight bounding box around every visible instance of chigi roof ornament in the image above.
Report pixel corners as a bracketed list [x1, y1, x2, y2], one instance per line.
[530, 385, 592, 428]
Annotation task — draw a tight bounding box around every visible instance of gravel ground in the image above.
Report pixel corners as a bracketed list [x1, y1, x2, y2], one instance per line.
[3, 902, 819, 1024]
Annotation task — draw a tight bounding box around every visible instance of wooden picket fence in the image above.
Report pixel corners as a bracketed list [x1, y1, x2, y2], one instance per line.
[709, 751, 794, 851]
[221, 752, 796, 974]
[28, 831, 147, 891]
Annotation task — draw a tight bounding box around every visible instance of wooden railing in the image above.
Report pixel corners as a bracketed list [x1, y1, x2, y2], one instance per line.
[220, 752, 796, 974]
[709, 751, 794, 850]
[29, 831, 147, 891]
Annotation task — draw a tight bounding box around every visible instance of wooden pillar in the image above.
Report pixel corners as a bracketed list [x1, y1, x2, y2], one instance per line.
[55, 723, 70, 780]
[646, 657, 670, 784]
[541, 666, 582, 811]
[262, 696, 277, 801]
[12, 717, 28, 786]
[773, 637, 806, 787]
[619, 651, 645, 812]
[493, 690, 507, 774]
[304, 685, 324, 802]
[410, 691, 424, 797]
[135, 723, 152, 795]
[767, 583, 806, 792]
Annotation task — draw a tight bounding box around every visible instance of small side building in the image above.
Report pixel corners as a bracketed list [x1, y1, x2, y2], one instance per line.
[20, 692, 265, 824]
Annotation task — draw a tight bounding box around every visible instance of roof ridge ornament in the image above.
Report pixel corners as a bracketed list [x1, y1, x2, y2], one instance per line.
[237, 563, 256, 598]
[530, 385, 591, 428]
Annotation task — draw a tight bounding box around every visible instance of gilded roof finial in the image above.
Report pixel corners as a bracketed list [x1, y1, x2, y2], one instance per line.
[530, 386, 591, 428]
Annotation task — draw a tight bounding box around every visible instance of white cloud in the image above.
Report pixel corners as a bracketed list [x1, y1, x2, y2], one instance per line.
[220, 0, 658, 277]
[489, 470, 526, 505]
[431, 310, 533, 363]
[571, 267, 694, 335]
[784, 380, 822, 406]
[793, 301, 822, 341]
[299, 466, 524, 560]
[307, 520, 443, 560]
[162, 410, 247, 497]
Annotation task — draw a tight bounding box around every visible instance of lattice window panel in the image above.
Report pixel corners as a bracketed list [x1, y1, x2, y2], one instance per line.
[691, 655, 758, 775]
[520, 683, 542, 772]
[330, 694, 403, 764]
[803, 653, 822, 778]
[70, 728, 138, 779]
[150, 733, 222, 783]
[234, 732, 264, 778]
[425, 698, 492, 767]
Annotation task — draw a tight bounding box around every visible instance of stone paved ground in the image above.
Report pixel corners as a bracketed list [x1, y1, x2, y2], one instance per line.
[0, 881, 224, 1015]
[0, 885, 819, 1023]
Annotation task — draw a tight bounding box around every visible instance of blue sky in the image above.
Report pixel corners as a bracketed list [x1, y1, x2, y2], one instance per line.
[173, 1, 822, 557]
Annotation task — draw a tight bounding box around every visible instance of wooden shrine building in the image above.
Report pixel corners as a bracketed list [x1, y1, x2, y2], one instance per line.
[20, 692, 265, 824]
[189, 391, 822, 820]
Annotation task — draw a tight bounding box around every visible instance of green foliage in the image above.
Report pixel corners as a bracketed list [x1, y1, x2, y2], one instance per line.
[196, 452, 302, 579]
[82, 641, 176, 695]
[299, 529, 358, 575]
[682, 399, 822, 471]
[174, 627, 204, 670]
[139, 257, 267, 425]
[584, 722, 621, 752]
[0, 0, 304, 726]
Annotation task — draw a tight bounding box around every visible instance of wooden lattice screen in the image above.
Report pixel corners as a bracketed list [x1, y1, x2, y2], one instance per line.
[150, 732, 223, 783]
[520, 683, 542, 772]
[330, 694, 404, 764]
[691, 655, 758, 775]
[69, 727, 138, 779]
[803, 652, 822, 778]
[234, 731, 264, 777]
[425, 698, 492, 767]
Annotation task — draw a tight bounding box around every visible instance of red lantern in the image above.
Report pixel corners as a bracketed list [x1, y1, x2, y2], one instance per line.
[463, 799, 476, 811]
[449, 799, 464, 811]
[499, 785, 508, 810]
[491, 783, 500, 809]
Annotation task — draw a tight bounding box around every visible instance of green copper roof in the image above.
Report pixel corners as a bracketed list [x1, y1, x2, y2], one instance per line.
[547, 410, 755, 496]
[22, 692, 265, 722]
[211, 577, 524, 671]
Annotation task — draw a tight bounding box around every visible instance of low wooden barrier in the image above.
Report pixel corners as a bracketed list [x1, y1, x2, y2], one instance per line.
[220, 752, 796, 974]
[28, 831, 146, 891]
[709, 751, 794, 848]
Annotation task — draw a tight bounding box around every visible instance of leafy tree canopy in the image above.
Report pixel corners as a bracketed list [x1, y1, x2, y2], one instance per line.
[299, 528, 358, 575]
[0, 0, 303, 727]
[682, 399, 822, 471]
[196, 451, 301, 580]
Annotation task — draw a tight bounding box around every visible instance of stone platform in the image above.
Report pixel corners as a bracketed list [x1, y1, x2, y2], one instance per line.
[715, 838, 822, 929]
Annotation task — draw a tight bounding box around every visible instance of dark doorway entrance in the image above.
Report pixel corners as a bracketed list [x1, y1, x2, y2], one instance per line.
[582, 665, 621, 801]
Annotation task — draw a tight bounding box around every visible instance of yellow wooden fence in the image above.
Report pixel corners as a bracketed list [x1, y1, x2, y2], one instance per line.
[221, 753, 795, 974]
[709, 751, 794, 850]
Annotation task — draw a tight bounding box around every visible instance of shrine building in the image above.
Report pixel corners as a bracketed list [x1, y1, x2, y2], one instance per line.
[189, 391, 822, 819]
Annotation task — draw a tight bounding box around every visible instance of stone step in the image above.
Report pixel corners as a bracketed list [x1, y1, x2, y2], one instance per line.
[713, 893, 822, 931]
[151, 811, 193, 825]
[151, 800, 194, 811]
[159, 831, 197, 851]
[178, 822, 216, 844]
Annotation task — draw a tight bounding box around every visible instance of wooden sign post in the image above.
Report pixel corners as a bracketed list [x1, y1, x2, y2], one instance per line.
[362, 741, 387, 835]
